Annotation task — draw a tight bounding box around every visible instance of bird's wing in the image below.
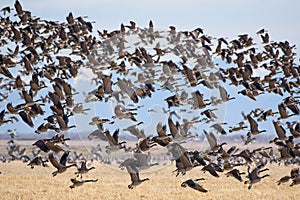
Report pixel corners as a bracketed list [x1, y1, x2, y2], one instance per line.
[193, 183, 208, 193]
[49, 153, 63, 169]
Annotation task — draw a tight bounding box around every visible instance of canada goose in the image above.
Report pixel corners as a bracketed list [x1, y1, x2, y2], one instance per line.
[75, 161, 95, 178]
[44, 140, 65, 153]
[71, 103, 91, 115]
[88, 129, 108, 141]
[182, 65, 197, 87]
[210, 123, 227, 135]
[233, 149, 253, 163]
[69, 178, 98, 189]
[7, 129, 17, 139]
[15, 75, 25, 90]
[182, 117, 201, 132]
[256, 28, 267, 34]
[165, 94, 180, 108]
[101, 74, 113, 94]
[29, 77, 47, 92]
[229, 122, 248, 133]
[27, 156, 48, 169]
[238, 89, 256, 101]
[277, 145, 295, 161]
[0, 109, 16, 126]
[204, 130, 226, 152]
[50, 134, 70, 145]
[175, 121, 196, 140]
[123, 122, 145, 139]
[257, 109, 278, 121]
[48, 152, 76, 176]
[261, 33, 269, 44]
[217, 145, 238, 161]
[181, 178, 207, 193]
[241, 135, 256, 145]
[287, 122, 300, 138]
[89, 116, 112, 129]
[201, 109, 218, 120]
[125, 21, 137, 30]
[35, 122, 58, 134]
[105, 129, 126, 153]
[88, 117, 111, 141]
[18, 110, 34, 127]
[218, 85, 235, 102]
[190, 151, 206, 166]
[33, 140, 50, 152]
[257, 147, 273, 159]
[148, 20, 154, 32]
[166, 142, 195, 176]
[133, 151, 158, 170]
[0, 6, 13, 15]
[272, 120, 287, 140]
[125, 86, 139, 103]
[278, 103, 294, 120]
[295, 122, 300, 133]
[201, 163, 220, 178]
[168, 113, 181, 140]
[244, 166, 270, 189]
[277, 175, 291, 185]
[283, 96, 299, 115]
[119, 158, 149, 189]
[290, 176, 300, 187]
[54, 114, 76, 132]
[137, 137, 157, 152]
[50, 100, 66, 116]
[14, 0, 23, 16]
[156, 122, 167, 138]
[225, 169, 245, 182]
[290, 168, 299, 178]
[66, 12, 75, 24]
[113, 104, 137, 121]
[151, 122, 172, 146]
[173, 152, 195, 177]
[6, 102, 20, 114]
[246, 114, 266, 135]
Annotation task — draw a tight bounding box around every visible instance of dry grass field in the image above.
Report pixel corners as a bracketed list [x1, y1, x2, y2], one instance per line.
[0, 157, 299, 200]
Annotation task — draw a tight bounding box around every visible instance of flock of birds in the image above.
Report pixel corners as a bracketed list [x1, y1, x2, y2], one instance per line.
[0, 0, 300, 193]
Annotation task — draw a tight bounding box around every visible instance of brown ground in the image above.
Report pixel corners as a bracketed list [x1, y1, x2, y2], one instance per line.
[0, 140, 299, 200]
[1, 160, 300, 200]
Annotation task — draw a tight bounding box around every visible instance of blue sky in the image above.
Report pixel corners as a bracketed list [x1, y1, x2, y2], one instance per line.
[1, 0, 299, 45]
[0, 0, 299, 138]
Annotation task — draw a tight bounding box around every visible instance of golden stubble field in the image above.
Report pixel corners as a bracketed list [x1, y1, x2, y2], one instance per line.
[1, 160, 300, 200]
[0, 140, 299, 200]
